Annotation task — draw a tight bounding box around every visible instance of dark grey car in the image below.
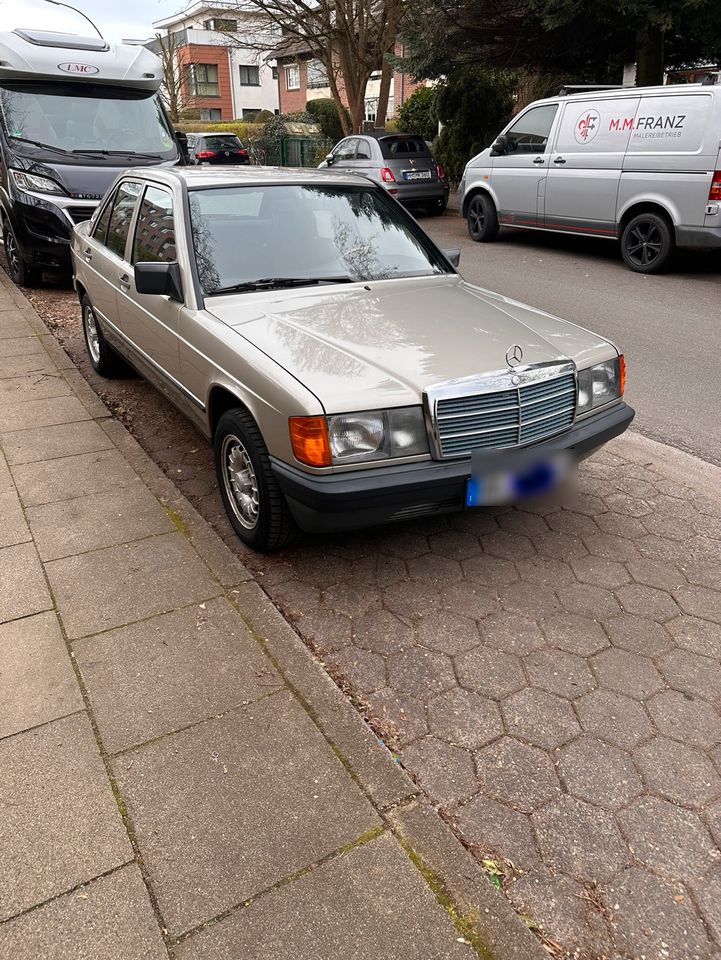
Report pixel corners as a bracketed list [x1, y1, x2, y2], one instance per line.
[319, 132, 449, 214]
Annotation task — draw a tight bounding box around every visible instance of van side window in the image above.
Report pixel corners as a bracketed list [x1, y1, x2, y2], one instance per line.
[105, 181, 142, 259]
[504, 105, 558, 153]
[91, 196, 114, 245]
[132, 186, 177, 264]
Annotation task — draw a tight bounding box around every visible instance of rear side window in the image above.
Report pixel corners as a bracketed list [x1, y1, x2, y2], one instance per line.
[504, 105, 558, 153]
[379, 136, 430, 158]
[132, 185, 176, 264]
[105, 180, 141, 259]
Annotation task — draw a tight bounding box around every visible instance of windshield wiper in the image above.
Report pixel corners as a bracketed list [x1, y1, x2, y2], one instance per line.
[211, 276, 354, 295]
[71, 149, 161, 160]
[9, 136, 72, 156]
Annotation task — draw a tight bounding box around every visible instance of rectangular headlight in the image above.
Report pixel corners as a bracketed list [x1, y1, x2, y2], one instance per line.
[326, 407, 428, 464]
[577, 357, 623, 414]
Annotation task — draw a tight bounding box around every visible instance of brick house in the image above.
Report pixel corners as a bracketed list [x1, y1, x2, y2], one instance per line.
[151, 2, 279, 122]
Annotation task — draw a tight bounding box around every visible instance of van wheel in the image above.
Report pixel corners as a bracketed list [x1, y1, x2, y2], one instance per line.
[3, 221, 41, 287]
[467, 193, 499, 242]
[621, 213, 674, 273]
[214, 408, 298, 552]
[80, 295, 129, 377]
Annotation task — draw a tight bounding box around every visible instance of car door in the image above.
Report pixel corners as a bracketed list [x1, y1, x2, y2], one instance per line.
[544, 96, 640, 235]
[123, 182, 183, 383]
[490, 103, 559, 228]
[83, 179, 142, 337]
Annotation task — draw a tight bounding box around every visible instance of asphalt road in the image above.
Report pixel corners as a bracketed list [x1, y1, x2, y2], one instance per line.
[422, 209, 721, 465]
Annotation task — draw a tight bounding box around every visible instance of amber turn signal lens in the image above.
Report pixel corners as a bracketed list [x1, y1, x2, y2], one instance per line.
[289, 416, 331, 467]
[619, 354, 626, 396]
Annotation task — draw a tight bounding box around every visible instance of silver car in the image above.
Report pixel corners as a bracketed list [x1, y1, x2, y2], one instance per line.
[72, 167, 633, 551]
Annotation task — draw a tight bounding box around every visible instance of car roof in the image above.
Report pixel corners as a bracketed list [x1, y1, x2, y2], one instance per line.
[360, 130, 425, 140]
[126, 165, 376, 190]
[185, 131, 240, 137]
[529, 82, 715, 107]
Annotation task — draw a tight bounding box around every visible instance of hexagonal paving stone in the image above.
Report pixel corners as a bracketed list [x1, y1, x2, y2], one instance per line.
[556, 583, 621, 620]
[647, 689, 721, 750]
[576, 689, 654, 750]
[616, 584, 681, 623]
[353, 609, 415, 656]
[618, 796, 717, 880]
[406, 554, 463, 587]
[571, 555, 631, 589]
[583, 533, 639, 562]
[287, 554, 353, 589]
[507, 870, 613, 959]
[558, 737, 642, 809]
[659, 648, 721, 703]
[674, 585, 721, 625]
[525, 648, 596, 700]
[591, 648, 664, 700]
[547, 510, 599, 538]
[439, 583, 499, 621]
[642, 511, 694, 541]
[427, 530, 482, 561]
[692, 863, 721, 946]
[667, 615, 721, 660]
[427, 688, 502, 750]
[382, 581, 441, 620]
[461, 554, 519, 588]
[603, 868, 713, 960]
[376, 529, 429, 559]
[480, 612, 545, 656]
[684, 561, 721, 590]
[604, 492, 652, 517]
[324, 647, 385, 695]
[595, 511, 647, 539]
[322, 581, 383, 619]
[456, 796, 539, 869]
[400, 736, 477, 809]
[497, 582, 562, 621]
[501, 688, 580, 750]
[532, 796, 629, 883]
[455, 646, 525, 700]
[497, 510, 550, 538]
[414, 611, 480, 657]
[634, 737, 721, 808]
[353, 554, 410, 586]
[626, 558, 687, 591]
[533, 531, 588, 562]
[709, 799, 721, 848]
[481, 530, 535, 561]
[271, 580, 322, 620]
[296, 610, 352, 654]
[387, 648, 455, 700]
[513, 556, 576, 587]
[541, 614, 610, 657]
[475, 737, 561, 812]
[602, 614, 674, 658]
[366, 688, 427, 747]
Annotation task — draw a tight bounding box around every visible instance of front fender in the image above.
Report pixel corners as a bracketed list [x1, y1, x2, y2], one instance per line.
[461, 180, 500, 218]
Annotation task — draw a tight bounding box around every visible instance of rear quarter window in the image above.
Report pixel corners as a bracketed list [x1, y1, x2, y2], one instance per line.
[379, 136, 431, 158]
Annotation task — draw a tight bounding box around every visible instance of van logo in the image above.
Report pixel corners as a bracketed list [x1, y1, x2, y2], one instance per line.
[575, 109, 600, 144]
[58, 62, 99, 75]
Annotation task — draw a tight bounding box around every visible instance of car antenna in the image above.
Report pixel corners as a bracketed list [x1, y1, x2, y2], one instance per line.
[41, 0, 105, 41]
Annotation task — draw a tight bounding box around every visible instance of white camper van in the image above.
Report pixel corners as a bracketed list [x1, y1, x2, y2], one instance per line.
[0, 28, 180, 286]
[458, 82, 721, 273]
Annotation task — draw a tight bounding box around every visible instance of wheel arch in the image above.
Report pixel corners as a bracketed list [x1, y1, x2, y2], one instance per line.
[461, 183, 497, 218]
[207, 383, 257, 438]
[618, 199, 677, 240]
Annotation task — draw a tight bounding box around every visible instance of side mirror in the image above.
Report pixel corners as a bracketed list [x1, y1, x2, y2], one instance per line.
[443, 248, 461, 268]
[325, 153, 335, 165]
[134, 261, 183, 302]
[490, 134, 508, 156]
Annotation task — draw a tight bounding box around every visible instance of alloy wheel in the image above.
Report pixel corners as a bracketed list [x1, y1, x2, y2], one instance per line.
[468, 198, 485, 239]
[83, 303, 101, 364]
[625, 220, 663, 268]
[221, 434, 260, 530]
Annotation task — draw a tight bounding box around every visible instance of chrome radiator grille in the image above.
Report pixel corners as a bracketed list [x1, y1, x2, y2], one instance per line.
[434, 372, 576, 458]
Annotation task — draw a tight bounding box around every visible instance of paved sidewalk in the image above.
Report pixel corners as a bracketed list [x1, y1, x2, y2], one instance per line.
[0, 279, 545, 959]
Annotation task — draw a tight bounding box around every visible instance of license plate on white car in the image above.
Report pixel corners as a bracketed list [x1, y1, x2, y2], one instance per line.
[466, 450, 573, 506]
[402, 170, 432, 181]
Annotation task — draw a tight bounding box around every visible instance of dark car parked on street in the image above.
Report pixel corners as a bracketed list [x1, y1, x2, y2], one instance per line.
[186, 133, 249, 165]
[319, 131, 449, 214]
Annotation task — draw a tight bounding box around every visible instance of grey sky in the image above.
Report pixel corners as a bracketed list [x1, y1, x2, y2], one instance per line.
[0, 0, 187, 42]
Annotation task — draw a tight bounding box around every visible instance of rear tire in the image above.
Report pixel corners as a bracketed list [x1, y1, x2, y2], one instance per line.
[214, 408, 298, 552]
[620, 212, 674, 273]
[3, 221, 41, 287]
[467, 193, 499, 242]
[81, 295, 129, 377]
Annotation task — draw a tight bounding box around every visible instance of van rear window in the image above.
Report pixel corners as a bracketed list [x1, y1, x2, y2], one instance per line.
[379, 136, 430, 158]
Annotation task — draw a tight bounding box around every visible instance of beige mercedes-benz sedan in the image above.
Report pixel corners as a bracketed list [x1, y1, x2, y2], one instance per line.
[71, 167, 633, 551]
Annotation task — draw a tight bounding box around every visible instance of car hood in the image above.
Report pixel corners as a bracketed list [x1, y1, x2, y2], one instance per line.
[206, 275, 617, 412]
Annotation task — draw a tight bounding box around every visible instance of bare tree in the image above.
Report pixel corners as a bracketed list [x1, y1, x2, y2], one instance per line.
[152, 32, 197, 123]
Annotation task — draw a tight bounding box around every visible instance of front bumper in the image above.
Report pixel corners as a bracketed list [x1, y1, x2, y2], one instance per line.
[6, 194, 82, 271]
[271, 401, 635, 533]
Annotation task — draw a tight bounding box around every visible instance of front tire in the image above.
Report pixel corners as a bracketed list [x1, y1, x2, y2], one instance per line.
[214, 408, 298, 552]
[467, 193, 499, 242]
[3, 221, 41, 287]
[81, 295, 128, 377]
[621, 213, 674, 273]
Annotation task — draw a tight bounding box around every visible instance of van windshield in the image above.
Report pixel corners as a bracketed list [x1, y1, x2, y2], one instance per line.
[0, 82, 176, 163]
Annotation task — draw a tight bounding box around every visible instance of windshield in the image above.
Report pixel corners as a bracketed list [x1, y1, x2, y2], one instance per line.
[189, 184, 451, 295]
[0, 82, 176, 162]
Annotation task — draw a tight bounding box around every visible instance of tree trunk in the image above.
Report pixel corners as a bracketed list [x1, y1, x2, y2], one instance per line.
[374, 51, 393, 128]
[635, 23, 664, 86]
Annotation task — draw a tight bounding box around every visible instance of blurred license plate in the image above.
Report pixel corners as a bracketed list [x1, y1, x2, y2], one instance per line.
[466, 450, 572, 506]
[403, 170, 431, 181]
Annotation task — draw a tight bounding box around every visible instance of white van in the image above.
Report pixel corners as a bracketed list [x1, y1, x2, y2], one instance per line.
[458, 83, 721, 272]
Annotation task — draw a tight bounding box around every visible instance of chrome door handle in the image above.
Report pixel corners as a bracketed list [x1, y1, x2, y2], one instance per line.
[553, 156, 566, 164]
[118, 273, 130, 292]
[532, 156, 545, 165]
[83, 247, 92, 263]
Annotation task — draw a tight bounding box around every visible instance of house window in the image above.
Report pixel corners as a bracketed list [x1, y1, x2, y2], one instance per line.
[200, 108, 222, 121]
[272, 65, 278, 80]
[285, 63, 300, 90]
[306, 59, 328, 88]
[242, 107, 261, 117]
[239, 64, 260, 86]
[187, 63, 219, 97]
[203, 17, 237, 31]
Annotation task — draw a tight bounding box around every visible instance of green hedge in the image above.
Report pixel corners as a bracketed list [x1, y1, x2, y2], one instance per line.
[174, 120, 265, 141]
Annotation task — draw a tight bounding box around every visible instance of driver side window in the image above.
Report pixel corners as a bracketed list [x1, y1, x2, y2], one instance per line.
[504, 105, 558, 154]
[104, 180, 142, 259]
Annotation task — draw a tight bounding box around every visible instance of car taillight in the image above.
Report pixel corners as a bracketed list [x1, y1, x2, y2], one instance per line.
[238, 149, 248, 156]
[380, 167, 396, 183]
[195, 150, 216, 159]
[436, 163, 446, 179]
[709, 170, 721, 201]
